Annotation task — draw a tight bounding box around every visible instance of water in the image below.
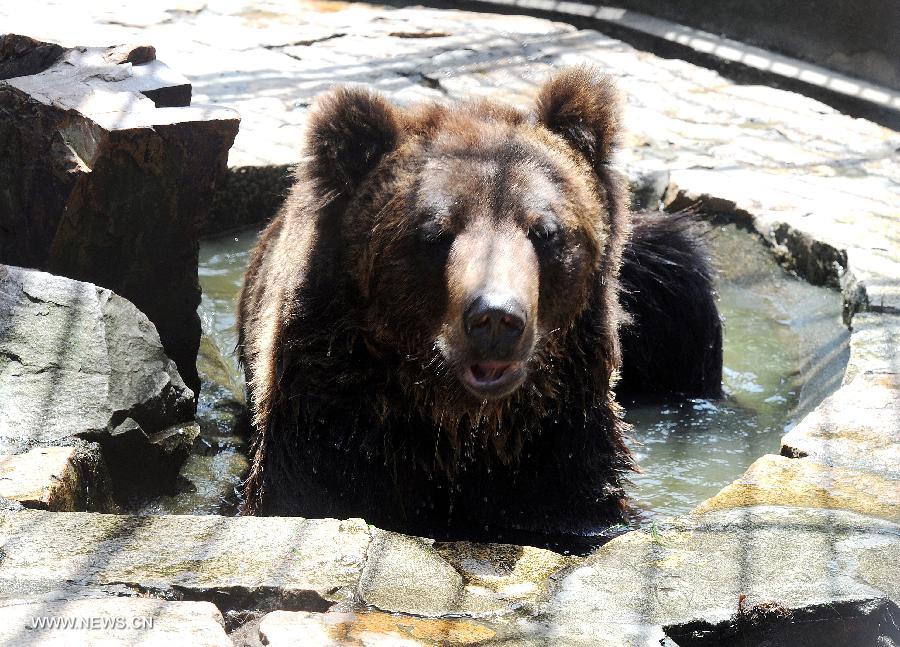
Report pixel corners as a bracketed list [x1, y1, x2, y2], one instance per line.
[623, 224, 847, 522]
[181, 224, 847, 523]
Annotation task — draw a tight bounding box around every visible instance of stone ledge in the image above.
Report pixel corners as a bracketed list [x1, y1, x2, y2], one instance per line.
[0, 446, 114, 513]
[0, 597, 230, 647]
[694, 454, 900, 524]
[845, 312, 900, 384]
[537, 506, 899, 645]
[780, 372, 900, 478]
[0, 510, 370, 613]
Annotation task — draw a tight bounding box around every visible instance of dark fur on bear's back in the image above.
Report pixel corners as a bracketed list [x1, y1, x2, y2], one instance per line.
[237, 69, 720, 544]
[618, 213, 723, 398]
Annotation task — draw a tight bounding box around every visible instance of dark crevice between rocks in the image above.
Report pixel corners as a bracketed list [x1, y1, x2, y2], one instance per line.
[389, 31, 451, 38]
[110, 582, 333, 632]
[664, 597, 900, 647]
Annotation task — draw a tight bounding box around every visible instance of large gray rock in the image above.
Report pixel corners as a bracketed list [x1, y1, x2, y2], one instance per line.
[535, 506, 900, 646]
[0, 265, 195, 497]
[0, 34, 239, 393]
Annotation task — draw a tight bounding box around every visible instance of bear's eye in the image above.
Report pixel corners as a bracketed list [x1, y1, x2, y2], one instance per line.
[528, 219, 560, 247]
[418, 220, 453, 247]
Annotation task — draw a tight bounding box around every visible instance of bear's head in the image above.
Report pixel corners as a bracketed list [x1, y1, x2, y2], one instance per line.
[303, 68, 627, 446]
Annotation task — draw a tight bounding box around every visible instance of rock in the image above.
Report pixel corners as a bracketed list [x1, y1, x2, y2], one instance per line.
[844, 312, 900, 384]
[259, 609, 499, 647]
[0, 265, 195, 497]
[694, 454, 900, 523]
[0, 446, 115, 512]
[205, 163, 294, 235]
[358, 530, 464, 617]
[433, 541, 573, 604]
[105, 419, 200, 498]
[196, 334, 248, 441]
[0, 597, 230, 646]
[781, 373, 900, 478]
[358, 530, 572, 617]
[536, 506, 900, 646]
[0, 509, 371, 613]
[0, 34, 239, 394]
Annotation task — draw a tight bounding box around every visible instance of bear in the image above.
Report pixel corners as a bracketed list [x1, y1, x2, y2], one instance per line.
[237, 68, 722, 547]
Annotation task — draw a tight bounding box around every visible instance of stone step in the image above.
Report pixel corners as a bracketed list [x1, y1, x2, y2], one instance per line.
[781, 372, 900, 478]
[0, 597, 230, 646]
[694, 453, 900, 523]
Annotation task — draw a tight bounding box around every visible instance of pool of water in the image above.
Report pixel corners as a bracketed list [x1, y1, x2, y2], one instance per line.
[623, 224, 847, 523]
[148, 223, 847, 524]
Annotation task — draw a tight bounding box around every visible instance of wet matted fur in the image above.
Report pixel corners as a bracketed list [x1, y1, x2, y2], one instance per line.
[237, 68, 720, 543]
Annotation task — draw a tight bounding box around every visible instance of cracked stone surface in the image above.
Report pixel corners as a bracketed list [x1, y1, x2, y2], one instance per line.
[536, 506, 900, 646]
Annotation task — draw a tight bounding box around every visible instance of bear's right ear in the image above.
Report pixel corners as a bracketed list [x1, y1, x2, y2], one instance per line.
[535, 68, 620, 173]
[305, 87, 401, 197]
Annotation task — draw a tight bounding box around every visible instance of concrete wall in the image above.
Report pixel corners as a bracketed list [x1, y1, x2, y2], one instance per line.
[604, 0, 899, 90]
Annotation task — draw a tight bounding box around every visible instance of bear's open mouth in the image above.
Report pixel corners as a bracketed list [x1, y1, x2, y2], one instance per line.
[461, 361, 526, 398]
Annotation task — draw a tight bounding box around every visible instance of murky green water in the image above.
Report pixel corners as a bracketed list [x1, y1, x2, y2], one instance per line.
[170, 224, 846, 524]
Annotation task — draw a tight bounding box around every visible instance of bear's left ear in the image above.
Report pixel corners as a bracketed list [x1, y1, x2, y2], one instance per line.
[305, 86, 401, 198]
[535, 68, 620, 172]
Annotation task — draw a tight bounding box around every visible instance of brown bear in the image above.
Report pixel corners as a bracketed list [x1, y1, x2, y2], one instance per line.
[237, 68, 721, 547]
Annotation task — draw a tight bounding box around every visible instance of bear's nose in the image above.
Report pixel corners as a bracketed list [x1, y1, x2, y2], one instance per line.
[463, 293, 527, 355]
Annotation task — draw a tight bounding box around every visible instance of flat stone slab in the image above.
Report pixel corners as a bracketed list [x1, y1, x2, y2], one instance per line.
[0, 597, 229, 646]
[845, 312, 900, 384]
[0, 447, 110, 512]
[0, 509, 370, 611]
[358, 529, 574, 618]
[536, 506, 900, 645]
[781, 372, 900, 478]
[259, 609, 500, 647]
[695, 454, 900, 523]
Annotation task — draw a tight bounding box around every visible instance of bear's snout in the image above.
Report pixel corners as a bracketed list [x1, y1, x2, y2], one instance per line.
[441, 223, 539, 400]
[463, 292, 527, 355]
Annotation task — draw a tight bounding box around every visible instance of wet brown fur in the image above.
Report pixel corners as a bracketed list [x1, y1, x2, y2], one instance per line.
[238, 68, 637, 541]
